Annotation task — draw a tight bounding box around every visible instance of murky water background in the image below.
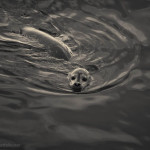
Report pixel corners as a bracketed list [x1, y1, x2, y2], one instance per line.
[0, 0, 150, 150]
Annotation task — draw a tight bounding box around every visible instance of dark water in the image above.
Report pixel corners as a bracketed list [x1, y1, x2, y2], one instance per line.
[0, 0, 150, 150]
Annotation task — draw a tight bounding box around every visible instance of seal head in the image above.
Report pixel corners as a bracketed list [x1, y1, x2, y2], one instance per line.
[67, 68, 93, 92]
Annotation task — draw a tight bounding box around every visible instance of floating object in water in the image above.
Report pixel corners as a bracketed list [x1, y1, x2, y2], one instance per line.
[22, 26, 73, 61]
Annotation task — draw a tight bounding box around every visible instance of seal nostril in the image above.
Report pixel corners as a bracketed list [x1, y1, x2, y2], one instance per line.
[74, 83, 81, 87]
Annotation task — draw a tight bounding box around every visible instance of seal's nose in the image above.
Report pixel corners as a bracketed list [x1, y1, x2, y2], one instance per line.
[74, 82, 81, 87]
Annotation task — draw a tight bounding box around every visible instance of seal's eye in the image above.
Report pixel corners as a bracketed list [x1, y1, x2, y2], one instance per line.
[71, 76, 76, 80]
[82, 77, 87, 82]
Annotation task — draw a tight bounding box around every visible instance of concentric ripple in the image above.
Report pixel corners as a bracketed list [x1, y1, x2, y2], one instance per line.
[0, 5, 144, 95]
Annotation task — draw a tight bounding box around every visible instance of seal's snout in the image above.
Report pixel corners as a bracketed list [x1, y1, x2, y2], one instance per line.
[72, 82, 82, 92]
[72, 85, 82, 93]
[74, 82, 81, 87]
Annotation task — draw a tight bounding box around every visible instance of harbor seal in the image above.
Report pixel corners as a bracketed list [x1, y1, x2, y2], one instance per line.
[22, 27, 93, 92]
[22, 26, 73, 61]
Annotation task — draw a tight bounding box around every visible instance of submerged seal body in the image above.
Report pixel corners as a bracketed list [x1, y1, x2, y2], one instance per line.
[22, 27, 73, 61]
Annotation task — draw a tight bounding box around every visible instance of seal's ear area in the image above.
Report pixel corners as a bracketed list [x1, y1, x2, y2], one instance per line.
[87, 75, 94, 86]
[67, 72, 71, 80]
[89, 75, 94, 81]
[85, 65, 99, 74]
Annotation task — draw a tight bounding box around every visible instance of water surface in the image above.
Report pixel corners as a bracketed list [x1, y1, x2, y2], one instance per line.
[0, 0, 150, 150]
